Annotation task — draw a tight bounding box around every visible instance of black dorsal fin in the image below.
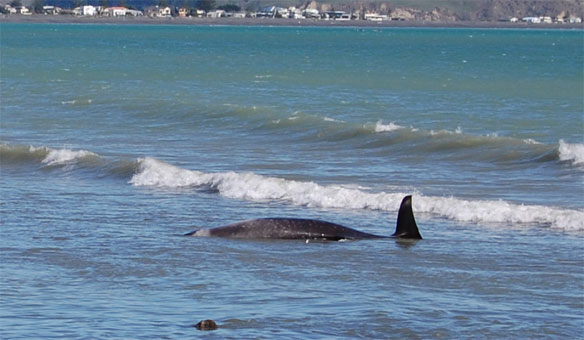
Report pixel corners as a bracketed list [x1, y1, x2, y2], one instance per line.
[392, 195, 422, 239]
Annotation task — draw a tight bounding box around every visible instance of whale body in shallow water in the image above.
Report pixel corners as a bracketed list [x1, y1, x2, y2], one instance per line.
[185, 195, 422, 241]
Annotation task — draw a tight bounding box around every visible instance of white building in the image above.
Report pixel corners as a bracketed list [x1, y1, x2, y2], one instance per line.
[82, 5, 97, 16]
[158, 6, 171, 17]
[7, 5, 32, 15]
[277, 7, 289, 18]
[292, 11, 305, 19]
[364, 13, 389, 21]
[126, 9, 143, 16]
[207, 10, 225, 18]
[303, 8, 320, 19]
[191, 9, 204, 17]
[289, 7, 305, 19]
[178, 8, 188, 17]
[103, 7, 127, 17]
[522, 17, 541, 23]
[338, 13, 353, 21]
[42, 6, 60, 15]
[4, 5, 18, 14]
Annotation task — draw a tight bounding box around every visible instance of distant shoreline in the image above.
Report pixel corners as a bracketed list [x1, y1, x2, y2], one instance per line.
[2, 14, 583, 30]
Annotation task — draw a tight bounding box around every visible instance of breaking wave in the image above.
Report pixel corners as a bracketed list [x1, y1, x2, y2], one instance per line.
[130, 157, 584, 232]
[3, 144, 582, 231]
[208, 105, 581, 168]
[1, 144, 99, 166]
[264, 114, 577, 167]
[0, 144, 137, 177]
[38, 147, 99, 166]
[372, 120, 404, 132]
[558, 140, 584, 166]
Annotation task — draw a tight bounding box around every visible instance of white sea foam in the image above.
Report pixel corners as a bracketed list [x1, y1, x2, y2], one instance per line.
[323, 117, 345, 123]
[373, 120, 404, 132]
[61, 99, 92, 105]
[430, 127, 464, 136]
[415, 196, 584, 232]
[523, 138, 542, 145]
[28, 145, 49, 153]
[558, 140, 584, 166]
[41, 148, 97, 166]
[130, 158, 584, 232]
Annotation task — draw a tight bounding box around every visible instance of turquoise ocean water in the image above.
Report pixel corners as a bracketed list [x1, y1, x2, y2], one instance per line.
[1, 23, 583, 338]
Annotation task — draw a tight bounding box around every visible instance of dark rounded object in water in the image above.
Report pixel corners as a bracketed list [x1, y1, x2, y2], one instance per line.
[194, 319, 218, 330]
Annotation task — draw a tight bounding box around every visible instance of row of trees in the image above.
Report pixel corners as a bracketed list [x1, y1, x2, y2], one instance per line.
[157, 0, 240, 13]
[5, 0, 46, 12]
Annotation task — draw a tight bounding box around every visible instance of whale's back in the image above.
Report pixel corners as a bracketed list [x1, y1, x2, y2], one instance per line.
[195, 218, 382, 241]
[185, 195, 422, 241]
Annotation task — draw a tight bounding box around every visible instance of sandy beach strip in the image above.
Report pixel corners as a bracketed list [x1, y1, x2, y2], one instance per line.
[2, 14, 583, 29]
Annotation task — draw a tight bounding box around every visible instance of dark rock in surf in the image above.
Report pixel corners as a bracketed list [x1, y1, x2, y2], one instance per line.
[194, 319, 218, 330]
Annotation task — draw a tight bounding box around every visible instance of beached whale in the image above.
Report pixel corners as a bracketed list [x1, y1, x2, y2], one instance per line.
[185, 195, 422, 241]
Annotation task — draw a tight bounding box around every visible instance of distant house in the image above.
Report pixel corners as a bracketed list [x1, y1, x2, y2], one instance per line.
[146, 6, 170, 17]
[207, 10, 225, 18]
[103, 7, 127, 17]
[290, 7, 305, 19]
[3, 5, 17, 14]
[145, 7, 156, 17]
[42, 6, 60, 15]
[126, 9, 143, 16]
[288, 6, 303, 19]
[276, 7, 289, 18]
[82, 5, 97, 16]
[257, 6, 288, 18]
[339, 13, 354, 21]
[324, 11, 352, 20]
[364, 13, 389, 21]
[72, 6, 96, 16]
[292, 12, 305, 19]
[522, 17, 541, 24]
[190, 9, 205, 17]
[303, 8, 320, 19]
[569, 16, 582, 23]
[158, 6, 171, 17]
[14, 6, 31, 15]
[178, 8, 188, 17]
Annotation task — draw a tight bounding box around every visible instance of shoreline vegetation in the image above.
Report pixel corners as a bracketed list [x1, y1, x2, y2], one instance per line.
[2, 14, 583, 29]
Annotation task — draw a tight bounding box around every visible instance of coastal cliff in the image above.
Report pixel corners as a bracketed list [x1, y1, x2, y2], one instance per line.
[301, 0, 583, 22]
